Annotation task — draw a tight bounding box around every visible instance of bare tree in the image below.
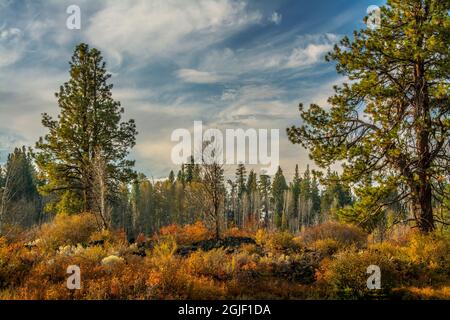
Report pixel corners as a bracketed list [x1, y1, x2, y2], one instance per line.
[199, 139, 225, 239]
[91, 151, 111, 230]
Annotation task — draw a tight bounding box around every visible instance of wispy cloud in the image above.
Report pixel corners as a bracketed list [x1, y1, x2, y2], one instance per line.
[85, 0, 262, 65]
[176, 68, 228, 84]
[0, 27, 25, 67]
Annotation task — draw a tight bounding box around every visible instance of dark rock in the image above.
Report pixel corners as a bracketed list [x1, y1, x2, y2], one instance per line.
[175, 236, 257, 256]
[88, 239, 105, 246]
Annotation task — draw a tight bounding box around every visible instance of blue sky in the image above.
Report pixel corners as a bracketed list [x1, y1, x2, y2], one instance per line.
[0, 0, 384, 179]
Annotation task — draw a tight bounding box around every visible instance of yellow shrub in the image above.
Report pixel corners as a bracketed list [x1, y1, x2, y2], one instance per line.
[256, 230, 299, 253]
[39, 213, 99, 249]
[311, 239, 342, 256]
[404, 233, 450, 269]
[317, 244, 408, 299]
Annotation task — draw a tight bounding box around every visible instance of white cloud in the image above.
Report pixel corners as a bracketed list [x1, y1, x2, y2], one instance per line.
[176, 68, 227, 84]
[86, 0, 262, 64]
[197, 33, 339, 76]
[269, 12, 282, 25]
[0, 27, 25, 68]
[285, 43, 332, 68]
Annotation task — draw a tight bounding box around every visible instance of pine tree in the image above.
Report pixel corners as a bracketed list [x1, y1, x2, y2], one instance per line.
[177, 164, 186, 185]
[168, 170, 175, 184]
[35, 43, 137, 215]
[235, 163, 247, 226]
[246, 170, 258, 223]
[310, 172, 321, 224]
[288, 0, 449, 233]
[291, 165, 301, 220]
[0, 147, 41, 234]
[185, 156, 195, 183]
[272, 166, 288, 228]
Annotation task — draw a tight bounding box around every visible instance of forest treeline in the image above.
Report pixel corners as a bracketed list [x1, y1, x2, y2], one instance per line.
[0, 145, 357, 239]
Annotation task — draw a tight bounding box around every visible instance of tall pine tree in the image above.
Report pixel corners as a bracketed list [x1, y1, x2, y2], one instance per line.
[288, 0, 449, 233]
[35, 43, 137, 215]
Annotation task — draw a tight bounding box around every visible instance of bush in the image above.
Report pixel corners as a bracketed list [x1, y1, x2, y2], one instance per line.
[186, 248, 232, 280]
[300, 222, 368, 248]
[311, 239, 342, 256]
[39, 213, 99, 249]
[256, 230, 300, 253]
[0, 240, 39, 289]
[316, 243, 409, 299]
[158, 222, 211, 245]
[402, 233, 450, 284]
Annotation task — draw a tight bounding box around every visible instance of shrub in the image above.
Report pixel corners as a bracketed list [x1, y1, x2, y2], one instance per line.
[158, 222, 210, 245]
[316, 244, 408, 299]
[300, 222, 368, 248]
[39, 213, 99, 249]
[402, 233, 450, 284]
[223, 227, 252, 238]
[311, 239, 342, 256]
[186, 248, 232, 280]
[256, 230, 300, 253]
[0, 240, 39, 289]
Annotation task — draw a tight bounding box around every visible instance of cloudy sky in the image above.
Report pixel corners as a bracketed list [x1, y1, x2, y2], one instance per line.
[0, 0, 383, 180]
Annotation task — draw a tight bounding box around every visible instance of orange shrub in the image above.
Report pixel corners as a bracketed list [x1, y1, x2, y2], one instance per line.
[158, 222, 210, 245]
[223, 227, 253, 238]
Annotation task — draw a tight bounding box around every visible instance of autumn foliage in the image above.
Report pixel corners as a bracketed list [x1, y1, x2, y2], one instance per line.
[0, 213, 449, 300]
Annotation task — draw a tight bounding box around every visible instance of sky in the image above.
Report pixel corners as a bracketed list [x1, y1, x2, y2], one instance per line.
[0, 0, 384, 180]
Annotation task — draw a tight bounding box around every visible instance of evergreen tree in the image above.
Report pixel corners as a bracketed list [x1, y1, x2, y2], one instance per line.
[246, 170, 258, 223]
[35, 43, 137, 215]
[310, 172, 321, 224]
[272, 166, 288, 228]
[177, 164, 186, 185]
[235, 163, 247, 226]
[291, 165, 301, 220]
[288, 0, 449, 233]
[168, 170, 175, 184]
[0, 147, 41, 233]
[185, 156, 195, 183]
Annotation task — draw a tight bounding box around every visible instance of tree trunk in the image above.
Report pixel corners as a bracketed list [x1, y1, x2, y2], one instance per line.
[412, 21, 434, 233]
[414, 182, 434, 233]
